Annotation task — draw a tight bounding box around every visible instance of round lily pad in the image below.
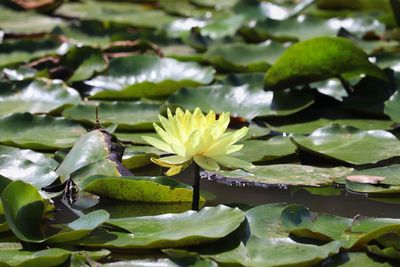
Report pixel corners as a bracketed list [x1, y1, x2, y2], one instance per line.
[0, 113, 86, 150]
[62, 101, 160, 130]
[292, 125, 400, 165]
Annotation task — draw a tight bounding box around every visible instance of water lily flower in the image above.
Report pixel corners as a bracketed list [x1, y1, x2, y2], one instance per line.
[142, 107, 254, 175]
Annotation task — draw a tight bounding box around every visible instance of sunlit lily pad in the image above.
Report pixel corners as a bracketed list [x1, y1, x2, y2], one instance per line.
[0, 145, 58, 188]
[385, 90, 400, 123]
[62, 101, 160, 130]
[86, 55, 215, 99]
[56, 129, 131, 182]
[0, 7, 64, 34]
[281, 204, 400, 249]
[0, 38, 60, 68]
[209, 164, 352, 187]
[203, 42, 286, 72]
[265, 37, 386, 90]
[292, 125, 400, 165]
[168, 84, 314, 120]
[0, 113, 86, 150]
[0, 79, 80, 116]
[79, 175, 200, 203]
[0, 248, 71, 267]
[56, 1, 175, 29]
[79, 205, 245, 249]
[270, 119, 393, 134]
[232, 137, 296, 163]
[241, 15, 384, 42]
[122, 145, 166, 169]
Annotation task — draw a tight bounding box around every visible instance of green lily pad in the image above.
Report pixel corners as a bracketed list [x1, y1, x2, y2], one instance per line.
[241, 15, 384, 42]
[0, 38, 60, 68]
[385, 90, 400, 123]
[320, 252, 395, 266]
[204, 237, 341, 267]
[115, 132, 159, 145]
[80, 205, 245, 249]
[62, 102, 160, 130]
[168, 84, 314, 120]
[56, 129, 131, 182]
[1, 181, 47, 242]
[210, 164, 352, 187]
[60, 46, 108, 82]
[265, 37, 386, 90]
[122, 145, 166, 169]
[55, 1, 175, 29]
[0, 145, 58, 188]
[200, 15, 245, 39]
[46, 210, 110, 243]
[292, 125, 400, 165]
[79, 175, 199, 203]
[0, 79, 80, 116]
[270, 118, 394, 134]
[203, 42, 286, 72]
[0, 248, 71, 267]
[0, 113, 86, 150]
[281, 204, 400, 249]
[86, 55, 215, 100]
[231, 137, 296, 163]
[367, 245, 400, 261]
[0, 7, 64, 34]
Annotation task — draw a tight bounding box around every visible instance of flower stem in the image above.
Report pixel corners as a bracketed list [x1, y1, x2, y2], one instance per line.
[192, 163, 201, 211]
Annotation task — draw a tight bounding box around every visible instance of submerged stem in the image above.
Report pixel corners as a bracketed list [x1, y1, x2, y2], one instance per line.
[192, 163, 201, 211]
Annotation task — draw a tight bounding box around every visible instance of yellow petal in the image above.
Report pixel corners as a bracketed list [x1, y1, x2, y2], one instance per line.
[194, 155, 220, 171]
[142, 136, 173, 153]
[153, 123, 174, 143]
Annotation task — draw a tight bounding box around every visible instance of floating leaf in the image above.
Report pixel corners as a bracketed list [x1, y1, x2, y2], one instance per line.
[79, 205, 245, 249]
[56, 129, 131, 183]
[0, 7, 64, 34]
[270, 118, 393, 134]
[385, 90, 400, 123]
[0, 38, 60, 68]
[210, 164, 352, 187]
[292, 125, 400, 165]
[231, 137, 296, 163]
[86, 55, 215, 100]
[265, 37, 386, 90]
[0, 79, 80, 116]
[281, 204, 400, 249]
[55, 1, 175, 29]
[62, 102, 160, 130]
[79, 175, 200, 203]
[168, 81, 314, 120]
[203, 42, 286, 72]
[122, 145, 166, 169]
[0, 113, 86, 150]
[0, 145, 58, 188]
[0, 248, 70, 267]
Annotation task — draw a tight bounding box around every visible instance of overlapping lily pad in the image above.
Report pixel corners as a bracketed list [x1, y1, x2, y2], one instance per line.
[62, 101, 160, 130]
[0, 145, 58, 188]
[86, 55, 215, 99]
[292, 125, 400, 165]
[203, 42, 287, 72]
[0, 113, 86, 150]
[168, 83, 314, 120]
[79, 175, 199, 203]
[0, 79, 80, 116]
[210, 164, 352, 187]
[80, 205, 245, 249]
